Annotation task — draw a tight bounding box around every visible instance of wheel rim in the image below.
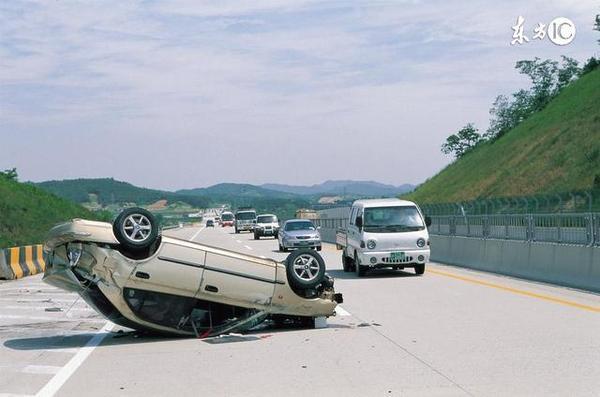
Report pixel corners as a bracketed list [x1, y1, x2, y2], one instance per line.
[292, 254, 321, 281]
[122, 214, 152, 242]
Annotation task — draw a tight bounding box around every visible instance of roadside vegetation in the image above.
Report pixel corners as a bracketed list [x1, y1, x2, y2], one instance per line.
[406, 15, 600, 204]
[0, 169, 110, 247]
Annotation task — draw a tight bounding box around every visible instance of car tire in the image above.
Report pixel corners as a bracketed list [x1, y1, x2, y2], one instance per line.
[235, 228, 239, 234]
[316, 246, 322, 251]
[415, 264, 425, 275]
[254, 232, 259, 240]
[113, 207, 159, 252]
[285, 249, 326, 290]
[355, 253, 366, 278]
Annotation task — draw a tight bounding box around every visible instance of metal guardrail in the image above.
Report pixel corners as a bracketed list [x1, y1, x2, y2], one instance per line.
[313, 213, 600, 246]
[428, 213, 600, 246]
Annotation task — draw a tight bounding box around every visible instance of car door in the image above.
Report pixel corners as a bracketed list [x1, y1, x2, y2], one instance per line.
[348, 206, 361, 256]
[198, 248, 277, 309]
[125, 240, 206, 298]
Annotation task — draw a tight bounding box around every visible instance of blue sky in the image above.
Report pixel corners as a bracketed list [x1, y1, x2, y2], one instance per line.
[1, 0, 598, 190]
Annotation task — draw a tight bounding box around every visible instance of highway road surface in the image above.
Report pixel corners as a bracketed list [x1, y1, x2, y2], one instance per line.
[1, 224, 599, 396]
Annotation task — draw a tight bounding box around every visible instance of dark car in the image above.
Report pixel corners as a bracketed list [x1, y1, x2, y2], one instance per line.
[206, 219, 215, 227]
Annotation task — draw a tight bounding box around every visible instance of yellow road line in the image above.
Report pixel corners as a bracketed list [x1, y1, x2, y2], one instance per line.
[428, 268, 600, 313]
[9, 247, 23, 279]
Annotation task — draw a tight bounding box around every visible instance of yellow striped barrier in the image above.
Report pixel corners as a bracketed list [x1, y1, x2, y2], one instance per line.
[0, 245, 46, 280]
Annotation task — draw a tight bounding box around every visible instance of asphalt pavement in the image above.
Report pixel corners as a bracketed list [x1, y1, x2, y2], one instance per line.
[1, 224, 599, 396]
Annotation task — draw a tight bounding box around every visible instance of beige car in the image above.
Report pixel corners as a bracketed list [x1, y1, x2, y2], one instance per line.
[43, 208, 342, 337]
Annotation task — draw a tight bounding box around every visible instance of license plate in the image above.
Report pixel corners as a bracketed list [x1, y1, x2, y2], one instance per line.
[299, 241, 309, 245]
[390, 252, 405, 261]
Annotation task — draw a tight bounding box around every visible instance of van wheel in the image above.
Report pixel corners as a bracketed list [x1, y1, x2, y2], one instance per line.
[342, 254, 351, 272]
[355, 254, 366, 277]
[415, 264, 425, 275]
[285, 249, 326, 290]
[113, 207, 159, 252]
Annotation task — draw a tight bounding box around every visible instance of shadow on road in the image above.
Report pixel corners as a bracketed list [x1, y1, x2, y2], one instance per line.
[327, 268, 420, 280]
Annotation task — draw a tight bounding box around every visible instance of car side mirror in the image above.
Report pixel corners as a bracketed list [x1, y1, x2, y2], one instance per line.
[425, 216, 432, 227]
[355, 216, 363, 229]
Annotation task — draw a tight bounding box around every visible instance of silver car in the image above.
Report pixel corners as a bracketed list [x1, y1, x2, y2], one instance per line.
[278, 219, 321, 252]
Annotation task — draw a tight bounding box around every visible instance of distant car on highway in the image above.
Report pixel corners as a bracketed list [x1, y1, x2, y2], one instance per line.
[254, 214, 279, 240]
[235, 208, 257, 234]
[278, 219, 321, 252]
[336, 198, 431, 277]
[43, 208, 342, 337]
[206, 219, 215, 227]
[220, 212, 234, 227]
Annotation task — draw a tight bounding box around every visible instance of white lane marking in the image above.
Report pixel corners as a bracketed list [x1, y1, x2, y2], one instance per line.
[36, 321, 114, 397]
[189, 227, 205, 242]
[244, 245, 253, 250]
[335, 306, 351, 316]
[259, 255, 266, 259]
[2, 306, 93, 312]
[22, 365, 62, 375]
[236, 240, 242, 243]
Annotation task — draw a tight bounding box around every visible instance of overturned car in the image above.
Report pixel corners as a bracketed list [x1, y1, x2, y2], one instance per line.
[43, 208, 342, 337]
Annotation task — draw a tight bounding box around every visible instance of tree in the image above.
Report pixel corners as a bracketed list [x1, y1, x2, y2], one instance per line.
[595, 14, 600, 44]
[0, 168, 18, 181]
[441, 123, 482, 158]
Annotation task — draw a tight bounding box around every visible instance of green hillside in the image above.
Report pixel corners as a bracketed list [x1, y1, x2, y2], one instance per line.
[406, 68, 600, 204]
[177, 183, 299, 199]
[36, 178, 211, 208]
[0, 175, 109, 247]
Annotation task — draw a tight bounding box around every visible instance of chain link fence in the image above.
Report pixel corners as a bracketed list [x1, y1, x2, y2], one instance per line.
[420, 189, 599, 215]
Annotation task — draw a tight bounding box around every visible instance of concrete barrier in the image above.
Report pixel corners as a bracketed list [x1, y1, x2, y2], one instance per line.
[430, 235, 600, 293]
[0, 245, 46, 280]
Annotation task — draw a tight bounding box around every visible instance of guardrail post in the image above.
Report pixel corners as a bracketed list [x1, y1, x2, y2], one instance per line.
[526, 215, 533, 242]
[585, 214, 592, 246]
[557, 215, 562, 244]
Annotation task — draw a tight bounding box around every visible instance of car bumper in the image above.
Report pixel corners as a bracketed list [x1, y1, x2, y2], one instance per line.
[283, 240, 321, 249]
[256, 228, 278, 235]
[358, 249, 430, 267]
[237, 224, 254, 231]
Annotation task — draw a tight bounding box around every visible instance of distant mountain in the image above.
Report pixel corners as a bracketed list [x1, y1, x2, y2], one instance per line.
[176, 183, 298, 199]
[36, 178, 211, 208]
[261, 180, 415, 197]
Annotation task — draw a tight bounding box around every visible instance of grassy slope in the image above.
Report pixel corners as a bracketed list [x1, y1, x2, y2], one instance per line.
[0, 177, 107, 247]
[406, 69, 600, 204]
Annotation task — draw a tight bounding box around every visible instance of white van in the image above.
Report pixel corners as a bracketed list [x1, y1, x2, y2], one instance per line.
[336, 198, 431, 277]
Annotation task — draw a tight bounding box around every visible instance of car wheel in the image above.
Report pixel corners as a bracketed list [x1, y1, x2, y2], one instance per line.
[235, 228, 239, 234]
[415, 264, 425, 275]
[285, 249, 326, 290]
[254, 232, 259, 240]
[316, 246, 322, 251]
[113, 207, 159, 252]
[355, 253, 366, 278]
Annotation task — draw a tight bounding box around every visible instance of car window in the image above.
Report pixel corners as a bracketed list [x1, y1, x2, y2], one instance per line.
[257, 215, 277, 223]
[284, 221, 316, 231]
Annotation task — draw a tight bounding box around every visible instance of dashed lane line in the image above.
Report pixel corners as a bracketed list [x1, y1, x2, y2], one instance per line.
[244, 245, 253, 250]
[189, 227, 205, 242]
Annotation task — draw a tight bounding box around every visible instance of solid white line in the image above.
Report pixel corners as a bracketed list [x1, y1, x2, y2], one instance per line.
[259, 255, 266, 259]
[244, 245, 253, 250]
[22, 365, 62, 375]
[335, 306, 351, 316]
[36, 321, 114, 397]
[189, 227, 205, 242]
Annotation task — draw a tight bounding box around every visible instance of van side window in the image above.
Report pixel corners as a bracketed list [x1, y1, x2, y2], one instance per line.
[350, 207, 357, 226]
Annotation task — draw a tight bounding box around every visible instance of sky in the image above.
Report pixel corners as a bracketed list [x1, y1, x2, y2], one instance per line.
[1, 0, 598, 191]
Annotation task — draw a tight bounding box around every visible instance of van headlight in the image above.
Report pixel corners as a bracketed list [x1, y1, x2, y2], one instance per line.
[367, 239, 377, 250]
[417, 238, 426, 248]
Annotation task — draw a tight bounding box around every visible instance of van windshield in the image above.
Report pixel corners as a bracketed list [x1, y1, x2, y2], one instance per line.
[236, 211, 256, 220]
[221, 213, 234, 221]
[363, 206, 424, 233]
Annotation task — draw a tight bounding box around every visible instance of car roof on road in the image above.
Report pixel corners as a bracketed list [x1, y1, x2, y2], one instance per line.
[284, 219, 315, 223]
